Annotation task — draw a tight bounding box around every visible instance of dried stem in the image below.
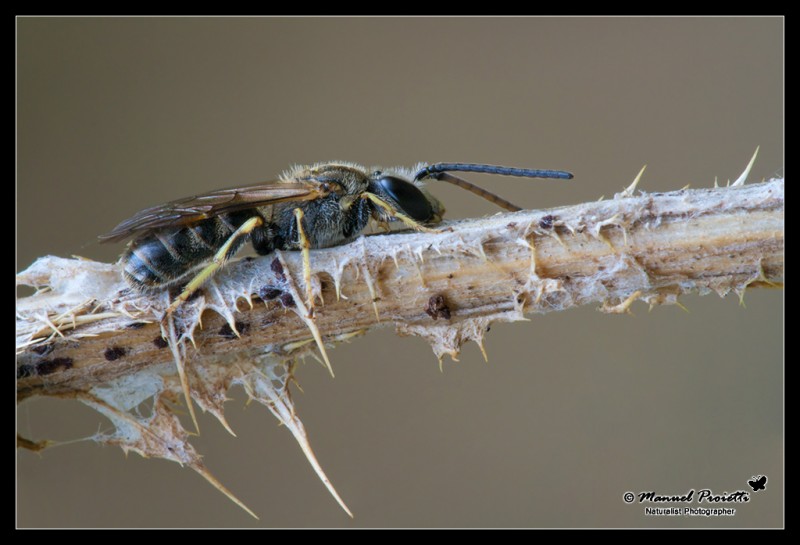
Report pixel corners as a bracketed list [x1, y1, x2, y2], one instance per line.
[17, 179, 784, 397]
[16, 177, 784, 518]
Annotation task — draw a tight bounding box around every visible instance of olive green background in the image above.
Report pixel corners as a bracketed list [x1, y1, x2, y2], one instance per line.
[17, 17, 783, 528]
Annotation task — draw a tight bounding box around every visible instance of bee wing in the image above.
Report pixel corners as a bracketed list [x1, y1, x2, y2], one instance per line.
[99, 180, 324, 243]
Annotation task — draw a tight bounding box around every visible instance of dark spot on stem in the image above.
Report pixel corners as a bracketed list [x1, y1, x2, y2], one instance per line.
[539, 214, 556, 230]
[218, 321, 250, 339]
[258, 286, 283, 301]
[279, 293, 296, 308]
[153, 336, 169, 349]
[425, 294, 452, 321]
[36, 361, 61, 376]
[104, 346, 127, 361]
[271, 258, 286, 281]
[31, 357, 74, 376]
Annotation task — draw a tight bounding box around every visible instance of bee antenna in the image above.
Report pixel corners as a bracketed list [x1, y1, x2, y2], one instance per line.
[413, 163, 573, 182]
[412, 163, 573, 213]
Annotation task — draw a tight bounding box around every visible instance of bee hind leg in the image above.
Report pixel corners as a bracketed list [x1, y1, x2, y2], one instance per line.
[161, 216, 264, 323]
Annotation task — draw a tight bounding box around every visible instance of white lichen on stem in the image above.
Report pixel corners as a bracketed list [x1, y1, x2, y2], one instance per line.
[16, 176, 784, 519]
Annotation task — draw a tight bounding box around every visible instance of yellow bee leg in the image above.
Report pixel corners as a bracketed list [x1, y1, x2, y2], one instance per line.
[163, 216, 263, 320]
[293, 208, 316, 317]
[361, 192, 441, 233]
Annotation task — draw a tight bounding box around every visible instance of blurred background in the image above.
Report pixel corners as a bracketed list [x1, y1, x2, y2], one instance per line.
[17, 17, 783, 528]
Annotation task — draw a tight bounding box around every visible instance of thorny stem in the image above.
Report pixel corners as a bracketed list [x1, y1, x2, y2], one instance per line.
[16, 177, 784, 516]
[16, 178, 784, 392]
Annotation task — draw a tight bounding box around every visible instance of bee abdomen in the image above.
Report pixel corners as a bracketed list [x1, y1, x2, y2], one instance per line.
[122, 212, 255, 291]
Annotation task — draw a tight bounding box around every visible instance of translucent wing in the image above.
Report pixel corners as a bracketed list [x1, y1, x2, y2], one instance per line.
[99, 180, 325, 243]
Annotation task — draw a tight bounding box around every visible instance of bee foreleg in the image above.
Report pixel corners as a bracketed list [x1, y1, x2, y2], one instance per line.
[162, 216, 263, 321]
[361, 193, 440, 234]
[293, 208, 317, 317]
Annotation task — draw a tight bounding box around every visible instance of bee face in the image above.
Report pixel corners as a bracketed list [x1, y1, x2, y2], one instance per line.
[368, 172, 445, 224]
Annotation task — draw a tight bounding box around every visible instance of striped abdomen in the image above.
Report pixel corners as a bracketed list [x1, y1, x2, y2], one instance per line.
[122, 210, 257, 291]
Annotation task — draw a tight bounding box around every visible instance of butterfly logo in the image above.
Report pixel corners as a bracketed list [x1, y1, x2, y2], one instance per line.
[747, 475, 767, 492]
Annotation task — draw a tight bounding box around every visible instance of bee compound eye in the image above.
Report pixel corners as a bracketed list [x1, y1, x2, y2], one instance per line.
[375, 176, 433, 222]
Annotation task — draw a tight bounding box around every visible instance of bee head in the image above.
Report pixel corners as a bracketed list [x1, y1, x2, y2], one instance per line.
[368, 172, 445, 225]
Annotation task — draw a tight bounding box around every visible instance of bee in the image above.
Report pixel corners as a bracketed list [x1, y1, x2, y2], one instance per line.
[100, 162, 572, 318]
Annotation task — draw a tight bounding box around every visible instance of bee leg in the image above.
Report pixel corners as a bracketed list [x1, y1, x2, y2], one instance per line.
[162, 216, 263, 321]
[361, 193, 441, 233]
[293, 208, 316, 317]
